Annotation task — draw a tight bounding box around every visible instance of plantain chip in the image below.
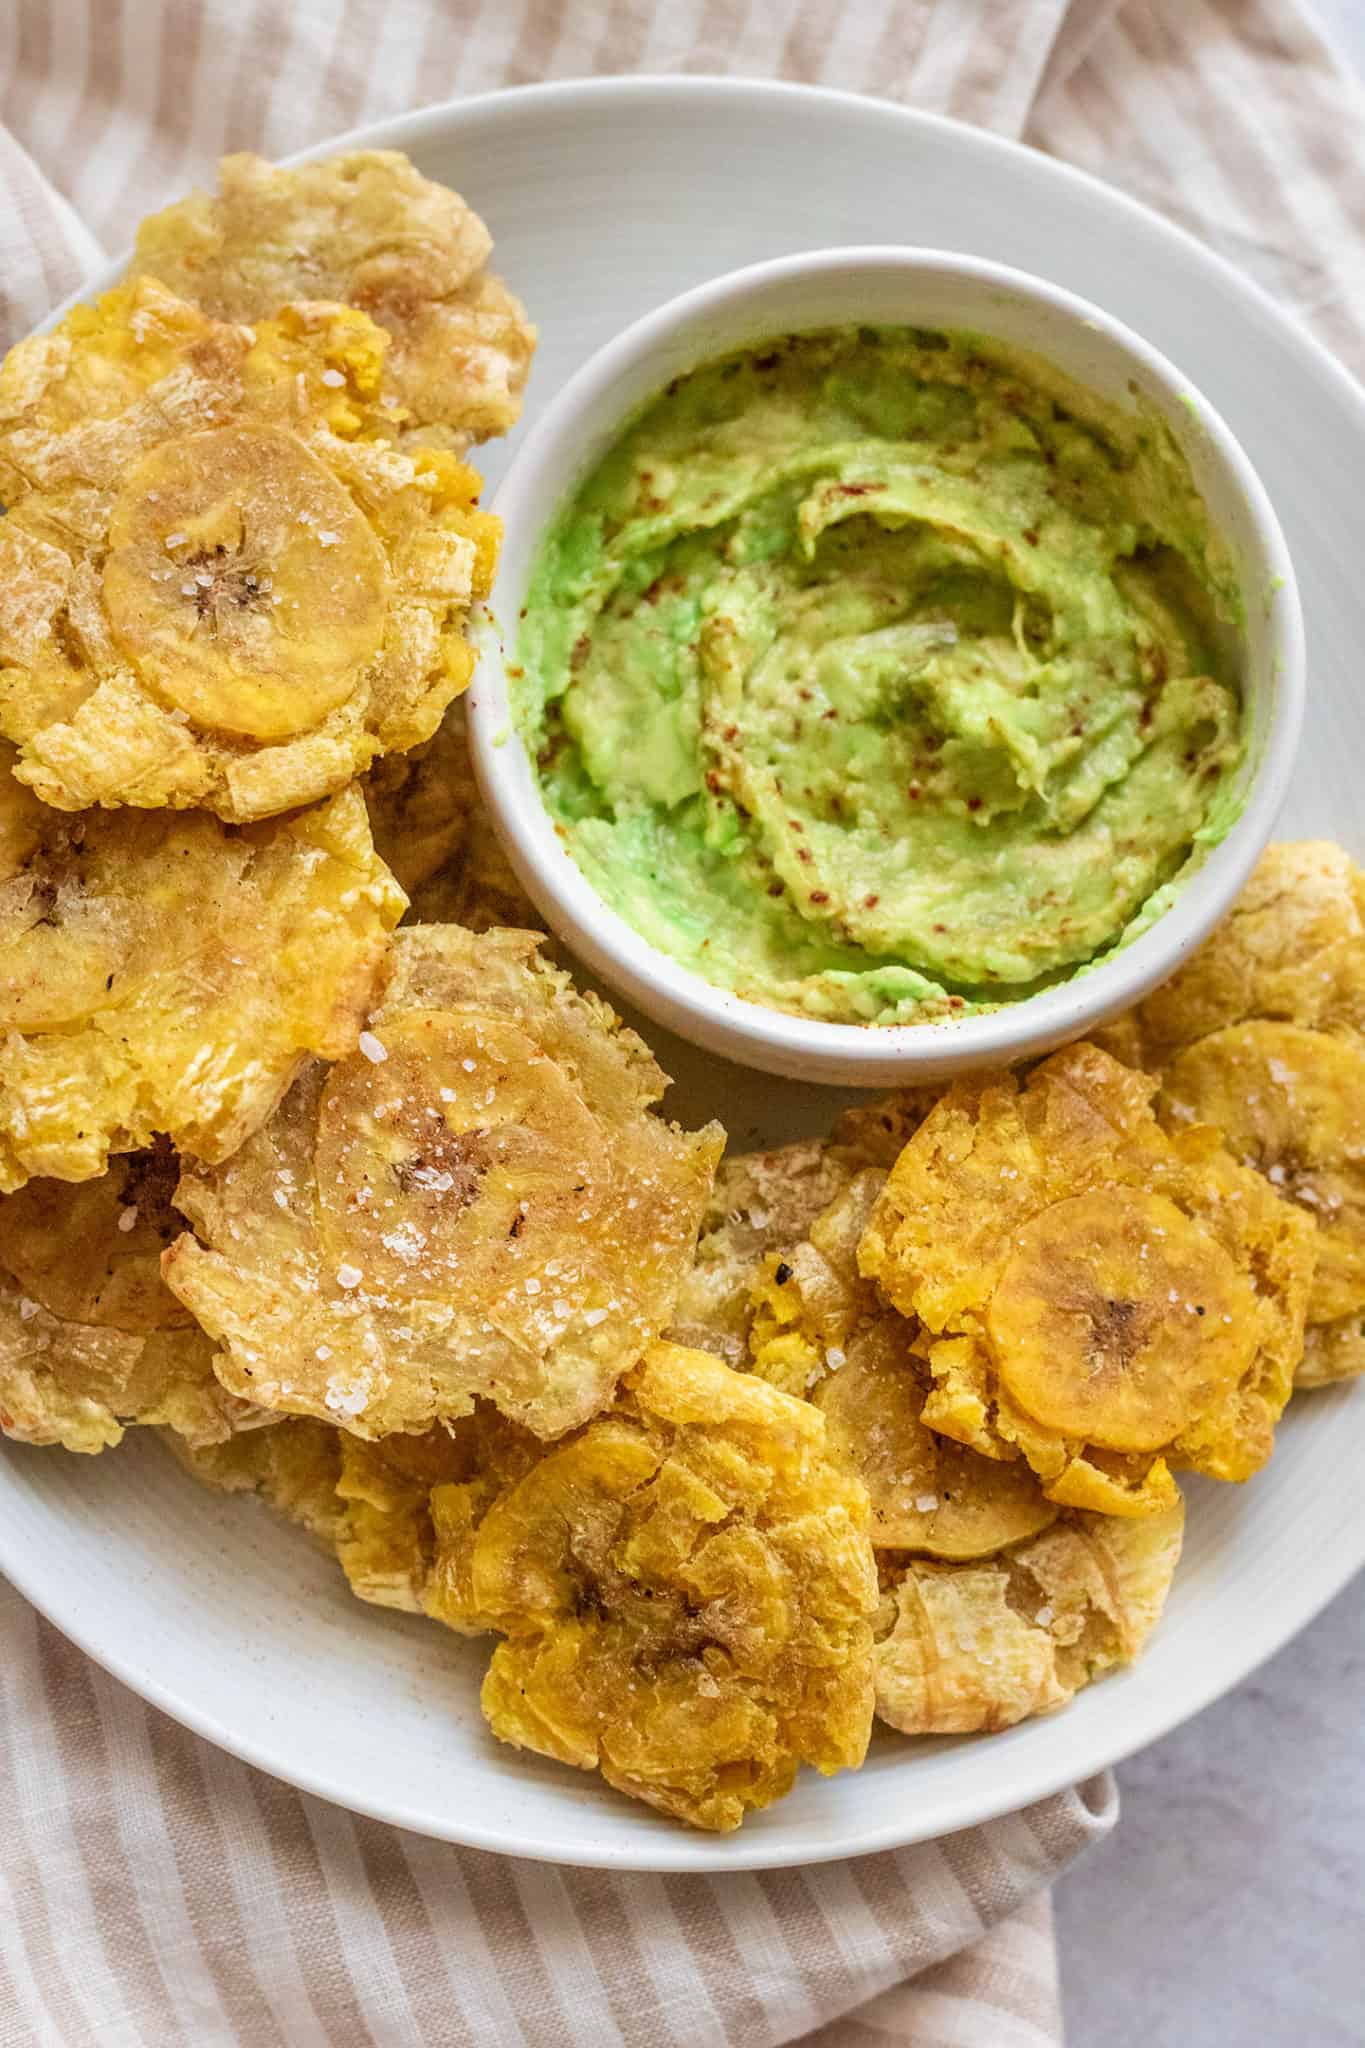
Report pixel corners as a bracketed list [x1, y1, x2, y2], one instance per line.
[0, 280, 499, 819]
[874, 1496, 1184, 1735]
[0, 1143, 265, 1453]
[736, 1164, 1059, 1559]
[0, 764, 403, 1191]
[1113, 841, 1365, 1067]
[448, 1341, 877, 1832]
[667, 1099, 941, 1369]
[859, 1043, 1315, 1512]
[163, 925, 723, 1441]
[340, 1411, 542, 1623]
[132, 149, 535, 450]
[1296, 1315, 1365, 1390]
[166, 1417, 343, 1544]
[362, 697, 478, 900]
[1162, 1021, 1365, 1324]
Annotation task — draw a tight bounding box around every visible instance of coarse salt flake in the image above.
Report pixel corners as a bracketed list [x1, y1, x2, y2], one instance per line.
[358, 1032, 388, 1063]
[336, 1263, 363, 1290]
[117, 1206, 139, 1233]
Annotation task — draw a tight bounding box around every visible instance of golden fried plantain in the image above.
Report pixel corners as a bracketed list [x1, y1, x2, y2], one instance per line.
[132, 150, 535, 450]
[166, 1417, 343, 1543]
[0, 763, 404, 1190]
[669, 1138, 870, 1366]
[365, 692, 544, 934]
[0, 1143, 263, 1452]
[437, 1341, 877, 1832]
[667, 1093, 942, 1370]
[740, 1166, 1060, 1559]
[874, 1497, 1184, 1735]
[361, 698, 478, 900]
[1162, 1021, 1365, 1325]
[1296, 1315, 1365, 1389]
[163, 925, 723, 1441]
[0, 281, 500, 819]
[334, 1409, 538, 1618]
[860, 1043, 1314, 1514]
[1113, 842, 1365, 1067]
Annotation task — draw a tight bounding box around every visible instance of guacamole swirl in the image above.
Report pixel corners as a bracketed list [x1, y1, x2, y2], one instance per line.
[518, 327, 1244, 1024]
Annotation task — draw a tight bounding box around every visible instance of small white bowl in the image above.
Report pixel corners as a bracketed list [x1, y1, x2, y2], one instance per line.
[468, 248, 1303, 1085]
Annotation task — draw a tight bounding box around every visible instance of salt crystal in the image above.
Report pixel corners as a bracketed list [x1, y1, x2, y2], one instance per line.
[914, 1495, 938, 1514]
[17, 1297, 39, 1322]
[315, 1344, 332, 1361]
[320, 368, 346, 387]
[316, 530, 340, 548]
[748, 1206, 770, 1230]
[336, 1263, 362, 1289]
[462, 1058, 477, 1073]
[117, 1206, 138, 1233]
[825, 1346, 846, 1369]
[525, 1277, 542, 1296]
[1035, 1605, 1055, 1628]
[358, 1031, 388, 1063]
[584, 1307, 608, 1327]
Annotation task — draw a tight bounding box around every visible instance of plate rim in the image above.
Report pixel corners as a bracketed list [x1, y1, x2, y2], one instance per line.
[4, 69, 1364, 1872]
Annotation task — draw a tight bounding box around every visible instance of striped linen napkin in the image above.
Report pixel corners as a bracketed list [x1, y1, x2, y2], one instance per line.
[0, 5, 1359, 2044]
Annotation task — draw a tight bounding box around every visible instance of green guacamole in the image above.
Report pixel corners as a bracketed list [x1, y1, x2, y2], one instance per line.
[517, 326, 1245, 1025]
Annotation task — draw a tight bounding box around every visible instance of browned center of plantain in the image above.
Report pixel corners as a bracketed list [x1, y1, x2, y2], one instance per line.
[182, 536, 272, 627]
[1076, 1293, 1149, 1374]
[986, 1186, 1257, 1453]
[314, 1009, 603, 1298]
[0, 1136, 190, 1334]
[391, 1125, 489, 1210]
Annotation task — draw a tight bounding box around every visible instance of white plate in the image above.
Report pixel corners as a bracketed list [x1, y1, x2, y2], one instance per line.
[2, 76, 1363, 1873]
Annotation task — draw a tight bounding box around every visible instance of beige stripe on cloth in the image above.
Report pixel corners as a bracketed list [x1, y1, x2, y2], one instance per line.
[0, 4, 1360, 2043]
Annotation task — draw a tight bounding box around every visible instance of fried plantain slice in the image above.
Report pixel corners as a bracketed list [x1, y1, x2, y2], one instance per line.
[333, 1409, 539, 1618]
[166, 1417, 343, 1543]
[874, 1497, 1184, 1735]
[429, 1341, 876, 1832]
[0, 281, 500, 819]
[859, 1043, 1315, 1513]
[364, 692, 544, 934]
[163, 925, 723, 1441]
[1296, 1315, 1365, 1390]
[0, 1144, 264, 1452]
[740, 1167, 1060, 1559]
[132, 150, 535, 451]
[666, 1093, 943, 1370]
[362, 698, 478, 900]
[0, 764, 403, 1190]
[668, 1138, 871, 1366]
[1162, 1021, 1365, 1325]
[1112, 842, 1365, 1067]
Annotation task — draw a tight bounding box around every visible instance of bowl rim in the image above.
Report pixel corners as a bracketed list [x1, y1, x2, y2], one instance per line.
[468, 241, 1305, 1082]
